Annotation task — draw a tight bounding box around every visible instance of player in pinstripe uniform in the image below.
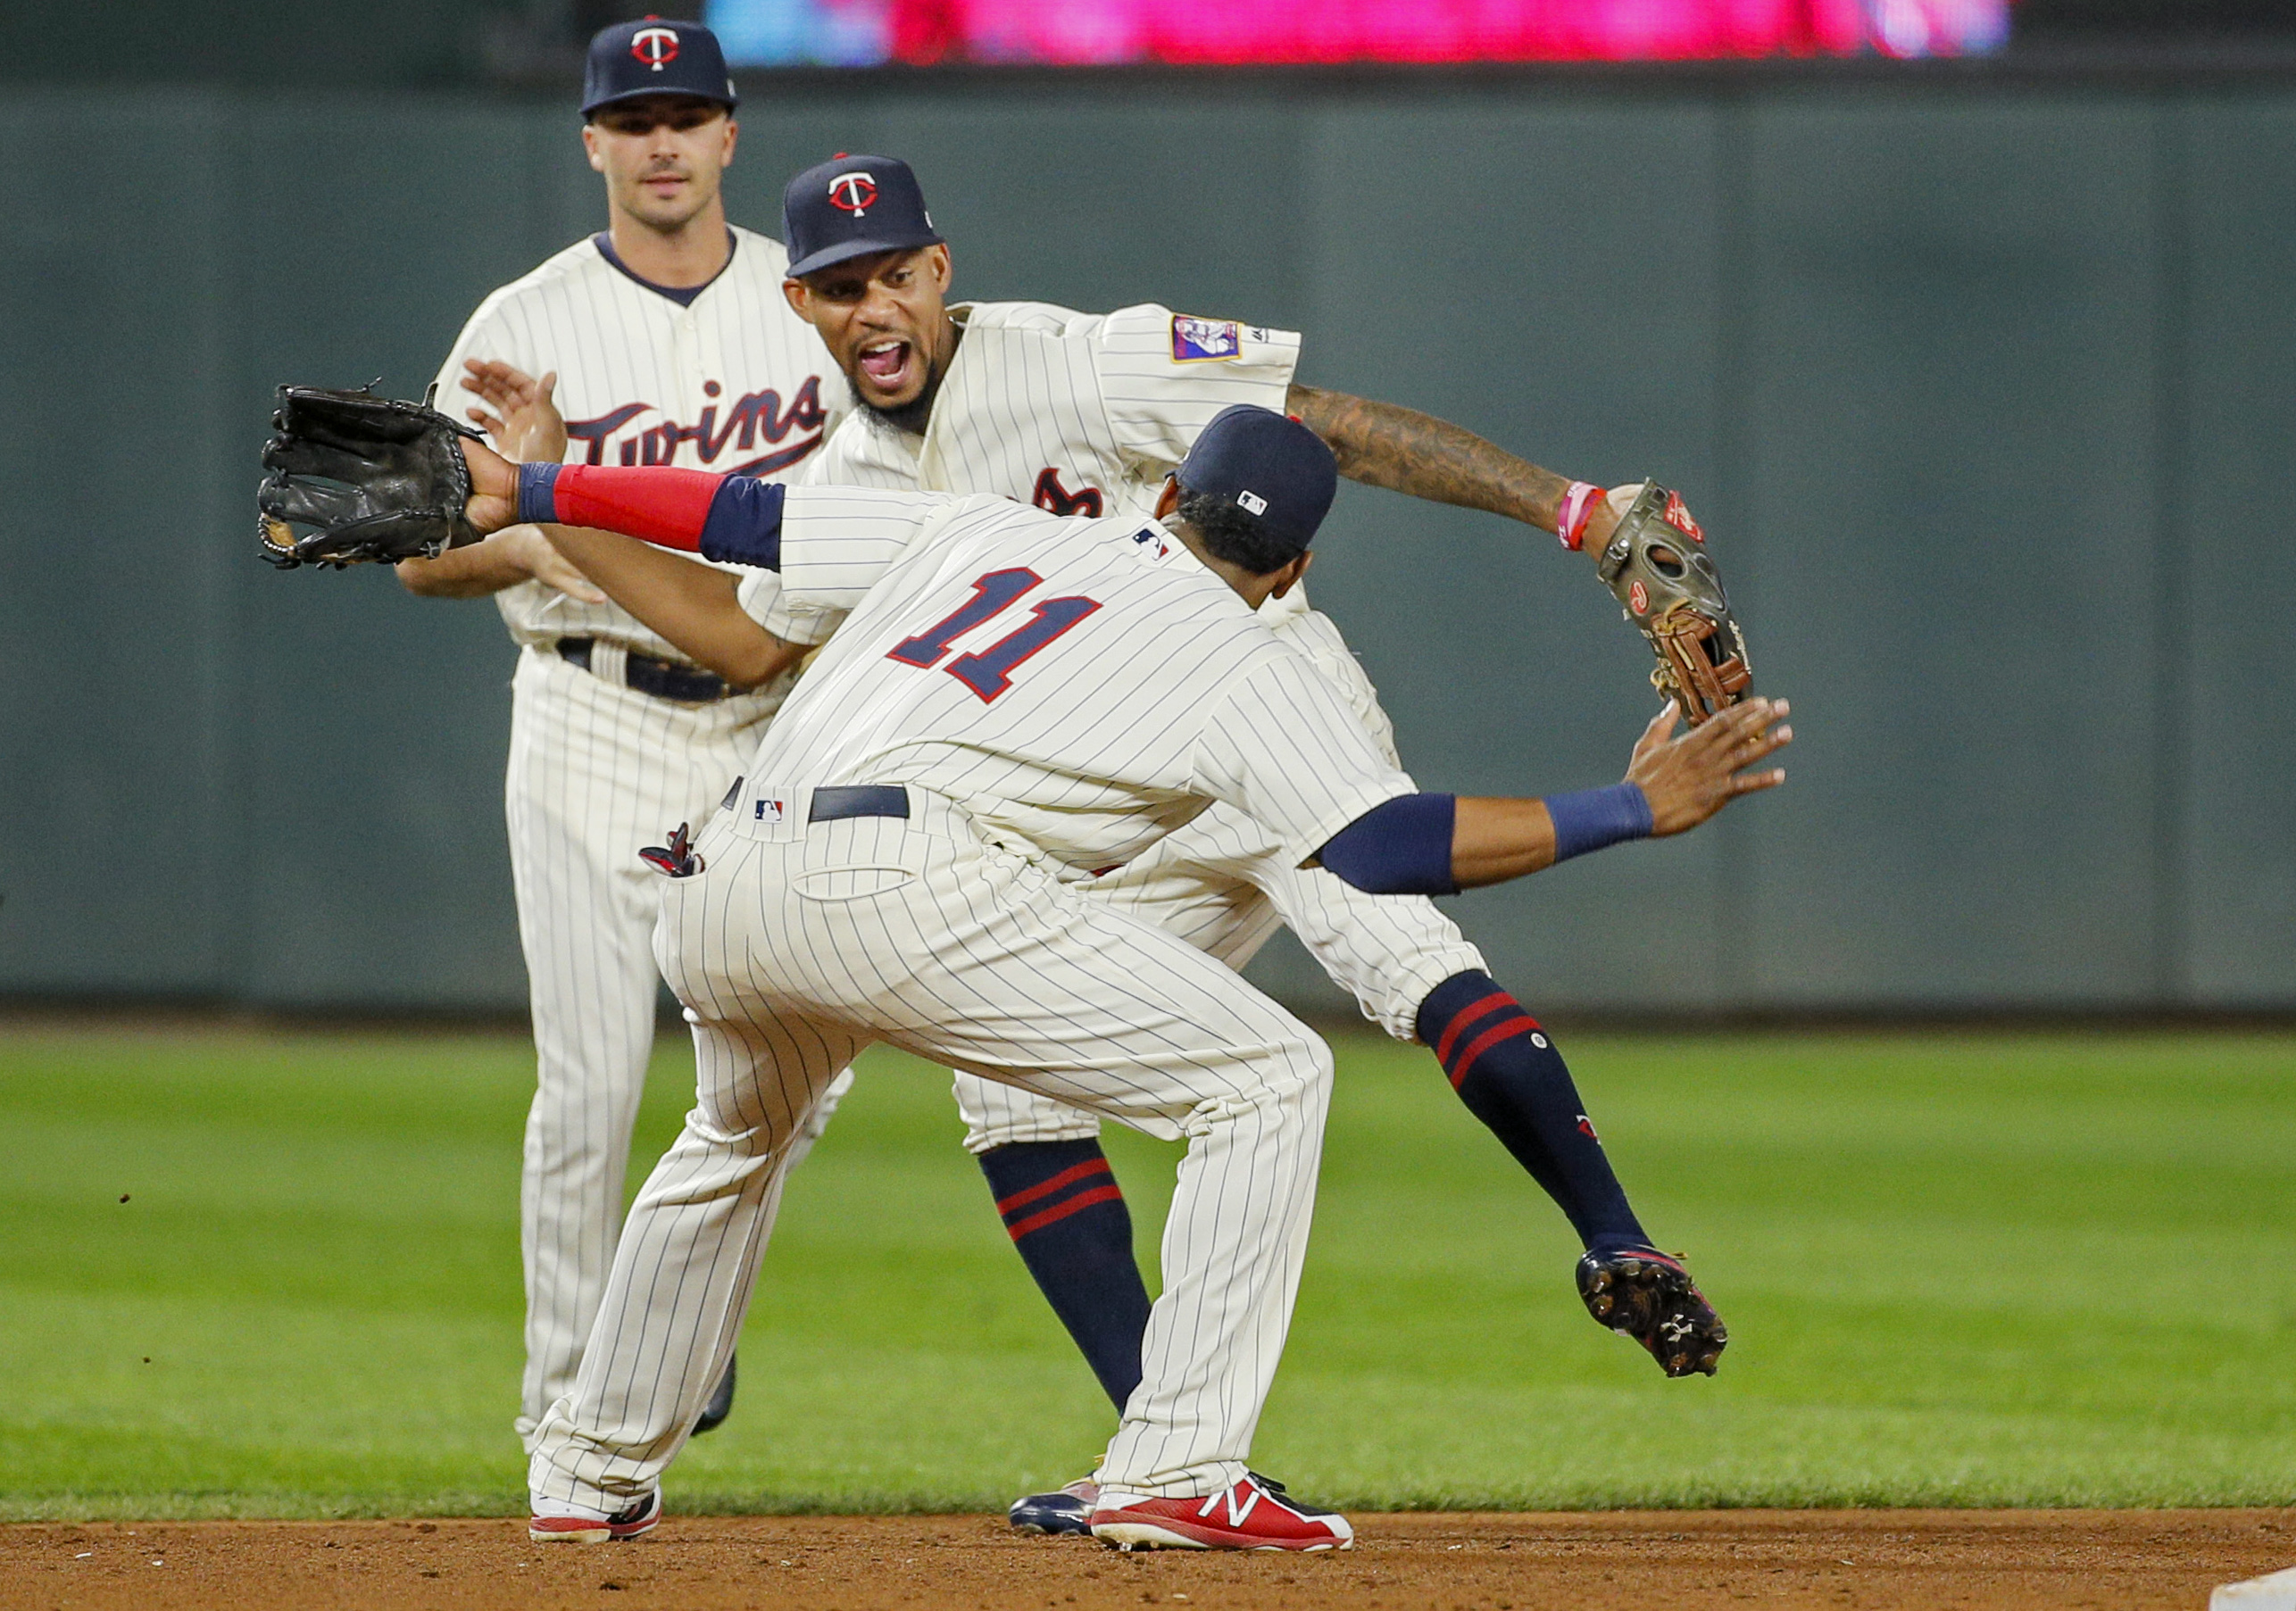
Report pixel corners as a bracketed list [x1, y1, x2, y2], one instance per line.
[395, 19, 848, 1452]
[446, 405, 1789, 1548]
[461, 150, 1740, 1531]
[766, 154, 1727, 1530]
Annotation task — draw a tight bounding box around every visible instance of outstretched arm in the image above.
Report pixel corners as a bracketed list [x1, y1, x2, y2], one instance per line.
[462, 439, 933, 616]
[455, 438, 805, 685]
[1285, 381, 1618, 552]
[395, 524, 608, 601]
[1316, 697, 1791, 893]
[538, 525, 808, 689]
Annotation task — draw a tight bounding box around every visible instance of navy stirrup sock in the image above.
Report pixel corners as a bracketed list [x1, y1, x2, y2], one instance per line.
[977, 1139, 1152, 1410]
[1417, 970, 1651, 1253]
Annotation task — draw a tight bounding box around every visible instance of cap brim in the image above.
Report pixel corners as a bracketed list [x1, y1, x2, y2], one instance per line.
[582, 87, 738, 115]
[786, 230, 945, 280]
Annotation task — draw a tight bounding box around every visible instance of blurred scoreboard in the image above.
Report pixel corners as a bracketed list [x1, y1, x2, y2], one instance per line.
[706, 0, 2012, 65]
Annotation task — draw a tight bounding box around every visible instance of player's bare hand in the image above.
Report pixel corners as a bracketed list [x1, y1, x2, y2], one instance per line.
[462, 361, 568, 464]
[1626, 696, 1791, 835]
[460, 432, 521, 535]
[491, 523, 606, 602]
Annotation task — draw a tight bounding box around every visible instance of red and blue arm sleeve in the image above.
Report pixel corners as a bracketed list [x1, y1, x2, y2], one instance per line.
[516, 462, 786, 569]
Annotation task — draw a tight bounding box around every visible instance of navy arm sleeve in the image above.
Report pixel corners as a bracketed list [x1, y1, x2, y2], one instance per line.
[1315, 793, 1458, 896]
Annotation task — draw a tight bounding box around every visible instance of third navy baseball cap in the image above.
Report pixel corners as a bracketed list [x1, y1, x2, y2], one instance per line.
[1177, 405, 1339, 553]
[782, 154, 944, 279]
[583, 17, 737, 115]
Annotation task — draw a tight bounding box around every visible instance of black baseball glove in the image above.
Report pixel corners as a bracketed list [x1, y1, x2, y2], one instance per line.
[257, 385, 481, 569]
[1595, 481, 1751, 726]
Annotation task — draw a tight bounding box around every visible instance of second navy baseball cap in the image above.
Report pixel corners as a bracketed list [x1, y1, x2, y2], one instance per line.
[782, 154, 944, 279]
[583, 17, 737, 115]
[1177, 405, 1339, 553]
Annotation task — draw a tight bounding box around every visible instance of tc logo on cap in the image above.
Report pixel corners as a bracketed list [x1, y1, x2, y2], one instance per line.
[828, 171, 878, 216]
[630, 25, 679, 67]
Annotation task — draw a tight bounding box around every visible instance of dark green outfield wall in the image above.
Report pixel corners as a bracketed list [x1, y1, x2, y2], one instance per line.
[4, 72, 2292, 1014]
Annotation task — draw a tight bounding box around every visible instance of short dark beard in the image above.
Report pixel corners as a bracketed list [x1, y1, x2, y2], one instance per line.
[856, 320, 961, 437]
[860, 378, 938, 436]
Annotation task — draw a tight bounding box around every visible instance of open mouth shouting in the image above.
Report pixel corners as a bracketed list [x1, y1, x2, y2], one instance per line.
[855, 338, 917, 398]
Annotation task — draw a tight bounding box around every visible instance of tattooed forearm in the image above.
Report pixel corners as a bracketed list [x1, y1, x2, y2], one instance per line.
[1285, 382, 1574, 534]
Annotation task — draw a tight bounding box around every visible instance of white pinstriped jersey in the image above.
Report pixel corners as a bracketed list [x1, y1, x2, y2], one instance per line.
[433, 226, 848, 663]
[746, 487, 1415, 873]
[768, 300, 1299, 647]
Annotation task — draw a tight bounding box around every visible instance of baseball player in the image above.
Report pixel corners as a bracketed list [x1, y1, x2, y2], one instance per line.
[768, 154, 1720, 1529]
[395, 18, 846, 1451]
[460, 151, 1738, 1533]
[435, 405, 1790, 1548]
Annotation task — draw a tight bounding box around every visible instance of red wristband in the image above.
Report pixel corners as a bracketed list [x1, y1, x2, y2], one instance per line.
[1557, 481, 1605, 552]
[553, 464, 721, 552]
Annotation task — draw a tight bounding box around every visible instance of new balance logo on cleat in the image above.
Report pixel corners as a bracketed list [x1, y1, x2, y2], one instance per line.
[1576, 1247, 1727, 1378]
[528, 1490, 662, 1544]
[1089, 1474, 1352, 1552]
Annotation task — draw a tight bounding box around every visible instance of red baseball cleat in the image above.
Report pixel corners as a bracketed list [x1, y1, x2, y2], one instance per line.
[1090, 1474, 1353, 1552]
[528, 1490, 661, 1544]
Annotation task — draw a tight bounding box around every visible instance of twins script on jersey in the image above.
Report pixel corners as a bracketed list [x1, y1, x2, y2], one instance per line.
[434, 226, 848, 661]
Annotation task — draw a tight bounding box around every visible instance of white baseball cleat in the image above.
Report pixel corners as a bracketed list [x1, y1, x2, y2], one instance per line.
[1089, 1473, 1353, 1552]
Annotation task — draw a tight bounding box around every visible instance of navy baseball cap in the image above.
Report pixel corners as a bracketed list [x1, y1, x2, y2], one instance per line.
[1177, 406, 1339, 554]
[582, 17, 736, 116]
[782, 154, 944, 279]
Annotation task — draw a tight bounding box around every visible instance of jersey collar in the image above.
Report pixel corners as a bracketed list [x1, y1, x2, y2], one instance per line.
[592, 227, 738, 308]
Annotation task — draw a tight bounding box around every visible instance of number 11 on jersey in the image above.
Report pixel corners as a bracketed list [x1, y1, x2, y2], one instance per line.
[887, 568, 1102, 702]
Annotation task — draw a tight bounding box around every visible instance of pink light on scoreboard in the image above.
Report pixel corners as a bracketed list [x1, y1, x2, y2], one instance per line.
[709, 0, 2012, 65]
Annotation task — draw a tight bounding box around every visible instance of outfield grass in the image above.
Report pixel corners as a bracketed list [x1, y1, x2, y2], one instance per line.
[1, 1022, 2291, 1519]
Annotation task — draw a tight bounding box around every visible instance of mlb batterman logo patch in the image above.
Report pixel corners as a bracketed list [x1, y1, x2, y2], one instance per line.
[630, 25, 680, 67]
[755, 797, 786, 823]
[1171, 315, 1241, 362]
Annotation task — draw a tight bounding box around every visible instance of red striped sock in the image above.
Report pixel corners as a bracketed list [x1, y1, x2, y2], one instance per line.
[1417, 971, 1649, 1250]
[979, 1139, 1151, 1410]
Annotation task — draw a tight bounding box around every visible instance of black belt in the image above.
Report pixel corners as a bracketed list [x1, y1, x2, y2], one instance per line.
[809, 785, 910, 823]
[556, 637, 729, 703]
[719, 778, 911, 823]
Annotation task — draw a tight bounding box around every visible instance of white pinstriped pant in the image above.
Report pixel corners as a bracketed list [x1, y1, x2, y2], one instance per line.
[951, 601, 1485, 1156]
[951, 807, 1485, 1152]
[503, 645, 795, 1445]
[527, 787, 1334, 1510]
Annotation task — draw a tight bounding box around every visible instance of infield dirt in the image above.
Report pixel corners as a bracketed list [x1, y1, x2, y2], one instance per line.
[7, 1508, 2292, 1610]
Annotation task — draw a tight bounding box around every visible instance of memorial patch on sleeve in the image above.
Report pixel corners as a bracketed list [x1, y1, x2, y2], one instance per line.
[1171, 315, 1242, 362]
